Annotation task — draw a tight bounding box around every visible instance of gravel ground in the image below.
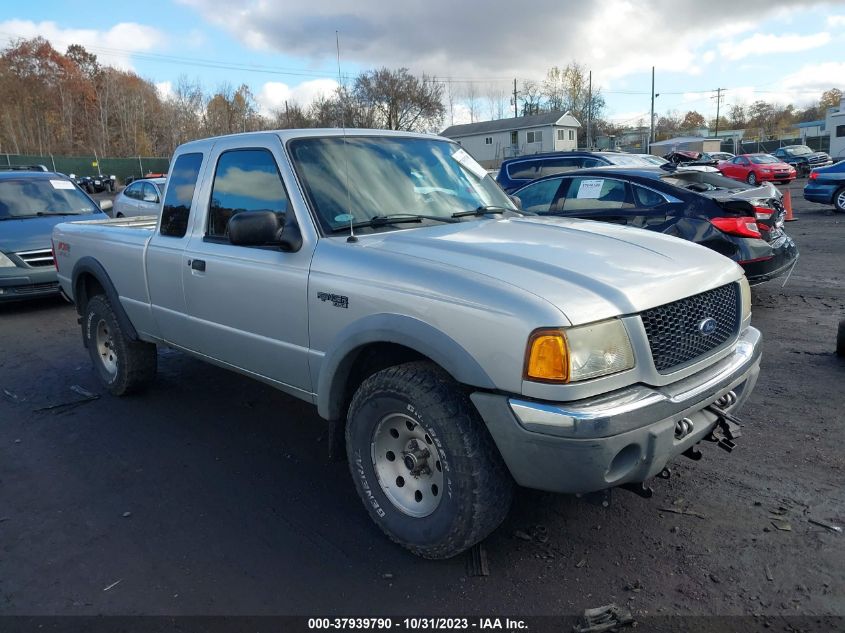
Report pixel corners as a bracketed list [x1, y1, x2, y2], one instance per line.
[1, 182, 843, 629]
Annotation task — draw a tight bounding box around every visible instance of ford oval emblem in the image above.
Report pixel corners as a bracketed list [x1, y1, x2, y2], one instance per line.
[698, 317, 717, 336]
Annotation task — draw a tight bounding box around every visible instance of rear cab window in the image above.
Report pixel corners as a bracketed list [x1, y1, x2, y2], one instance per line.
[160, 153, 204, 238]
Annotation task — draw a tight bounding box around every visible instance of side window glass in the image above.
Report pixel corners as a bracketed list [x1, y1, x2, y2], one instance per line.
[125, 183, 141, 200]
[507, 161, 538, 180]
[142, 183, 159, 203]
[633, 185, 667, 208]
[160, 152, 203, 238]
[207, 149, 289, 240]
[562, 178, 633, 211]
[537, 158, 581, 177]
[515, 178, 565, 213]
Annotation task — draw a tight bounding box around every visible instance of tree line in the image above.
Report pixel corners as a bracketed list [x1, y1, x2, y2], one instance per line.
[0, 38, 446, 158]
[0, 36, 838, 158]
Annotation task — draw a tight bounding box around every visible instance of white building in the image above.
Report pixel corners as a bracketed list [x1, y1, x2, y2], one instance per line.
[827, 98, 845, 160]
[440, 111, 581, 168]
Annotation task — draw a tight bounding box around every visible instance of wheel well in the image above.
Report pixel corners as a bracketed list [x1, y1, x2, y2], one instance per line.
[339, 343, 427, 416]
[75, 273, 106, 313]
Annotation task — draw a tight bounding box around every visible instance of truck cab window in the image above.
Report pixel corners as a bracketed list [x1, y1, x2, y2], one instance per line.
[207, 149, 289, 240]
[160, 152, 203, 238]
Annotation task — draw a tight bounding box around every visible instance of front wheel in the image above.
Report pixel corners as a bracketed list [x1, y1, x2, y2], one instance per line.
[83, 295, 157, 396]
[746, 172, 758, 185]
[346, 362, 513, 559]
[834, 187, 845, 213]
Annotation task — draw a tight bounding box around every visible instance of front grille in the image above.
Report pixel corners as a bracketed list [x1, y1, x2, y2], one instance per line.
[641, 283, 740, 372]
[15, 249, 55, 267]
[12, 282, 59, 295]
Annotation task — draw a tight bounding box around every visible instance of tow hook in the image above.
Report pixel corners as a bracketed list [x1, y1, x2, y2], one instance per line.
[705, 403, 743, 452]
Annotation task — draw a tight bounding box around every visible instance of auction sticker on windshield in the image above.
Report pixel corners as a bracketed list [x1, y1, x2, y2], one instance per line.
[50, 179, 76, 190]
[451, 148, 488, 180]
[576, 179, 604, 198]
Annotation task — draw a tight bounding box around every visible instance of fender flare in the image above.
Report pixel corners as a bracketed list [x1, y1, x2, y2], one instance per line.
[71, 256, 139, 341]
[317, 313, 495, 420]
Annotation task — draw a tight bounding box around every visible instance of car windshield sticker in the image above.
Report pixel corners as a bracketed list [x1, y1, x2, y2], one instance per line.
[451, 148, 488, 180]
[50, 179, 75, 190]
[576, 179, 604, 199]
[334, 213, 354, 223]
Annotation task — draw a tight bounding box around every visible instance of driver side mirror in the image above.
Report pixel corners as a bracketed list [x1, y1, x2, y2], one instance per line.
[99, 199, 113, 212]
[228, 210, 302, 252]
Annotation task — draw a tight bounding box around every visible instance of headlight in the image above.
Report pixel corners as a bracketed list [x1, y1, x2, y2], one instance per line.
[0, 251, 17, 268]
[525, 319, 635, 383]
[739, 275, 752, 326]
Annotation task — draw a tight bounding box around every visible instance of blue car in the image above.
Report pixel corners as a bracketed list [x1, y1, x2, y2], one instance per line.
[0, 170, 110, 302]
[803, 161, 845, 212]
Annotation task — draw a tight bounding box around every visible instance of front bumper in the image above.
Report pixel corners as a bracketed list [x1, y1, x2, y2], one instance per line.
[0, 267, 60, 301]
[471, 327, 761, 494]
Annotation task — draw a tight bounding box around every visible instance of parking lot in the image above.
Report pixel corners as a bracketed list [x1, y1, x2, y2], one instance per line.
[1, 182, 843, 624]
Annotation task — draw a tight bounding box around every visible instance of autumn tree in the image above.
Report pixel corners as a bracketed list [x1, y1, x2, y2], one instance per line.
[681, 111, 706, 131]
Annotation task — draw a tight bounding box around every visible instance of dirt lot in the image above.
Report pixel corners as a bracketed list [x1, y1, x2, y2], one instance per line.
[1, 183, 843, 629]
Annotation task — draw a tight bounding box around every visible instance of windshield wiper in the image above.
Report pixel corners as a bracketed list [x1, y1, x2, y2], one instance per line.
[451, 205, 514, 218]
[329, 213, 458, 233]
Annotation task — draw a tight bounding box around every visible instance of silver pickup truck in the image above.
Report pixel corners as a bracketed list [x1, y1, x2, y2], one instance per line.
[53, 129, 761, 559]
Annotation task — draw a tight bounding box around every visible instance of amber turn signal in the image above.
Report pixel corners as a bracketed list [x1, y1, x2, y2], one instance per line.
[524, 330, 569, 383]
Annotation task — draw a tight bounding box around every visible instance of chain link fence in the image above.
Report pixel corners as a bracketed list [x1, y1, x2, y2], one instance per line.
[719, 135, 831, 155]
[1, 154, 170, 186]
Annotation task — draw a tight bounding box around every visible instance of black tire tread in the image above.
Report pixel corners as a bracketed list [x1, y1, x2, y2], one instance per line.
[346, 361, 513, 559]
[834, 186, 845, 213]
[837, 320, 845, 358]
[85, 295, 157, 396]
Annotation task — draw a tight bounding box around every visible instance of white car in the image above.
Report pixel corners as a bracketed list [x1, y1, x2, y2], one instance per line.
[112, 178, 166, 218]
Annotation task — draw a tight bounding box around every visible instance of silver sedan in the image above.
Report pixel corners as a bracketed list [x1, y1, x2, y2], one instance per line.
[112, 178, 166, 218]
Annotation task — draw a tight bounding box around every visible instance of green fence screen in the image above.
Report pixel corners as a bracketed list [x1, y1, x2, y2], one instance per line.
[1, 154, 170, 186]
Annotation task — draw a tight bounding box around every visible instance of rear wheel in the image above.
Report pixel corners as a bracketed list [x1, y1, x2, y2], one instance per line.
[746, 172, 758, 185]
[83, 295, 157, 396]
[834, 187, 845, 213]
[345, 361, 513, 559]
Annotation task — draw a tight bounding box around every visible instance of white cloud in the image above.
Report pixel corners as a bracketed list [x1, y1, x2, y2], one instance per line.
[178, 0, 815, 82]
[826, 15, 845, 27]
[256, 78, 339, 115]
[0, 19, 164, 70]
[718, 31, 831, 60]
[156, 81, 173, 100]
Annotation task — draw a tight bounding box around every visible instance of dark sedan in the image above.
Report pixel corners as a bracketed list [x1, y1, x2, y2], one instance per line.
[803, 161, 845, 212]
[512, 166, 798, 284]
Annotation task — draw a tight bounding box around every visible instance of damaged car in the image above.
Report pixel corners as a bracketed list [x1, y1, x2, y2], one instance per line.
[512, 165, 798, 284]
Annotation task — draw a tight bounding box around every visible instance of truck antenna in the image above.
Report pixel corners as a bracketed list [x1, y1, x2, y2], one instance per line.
[336, 30, 357, 243]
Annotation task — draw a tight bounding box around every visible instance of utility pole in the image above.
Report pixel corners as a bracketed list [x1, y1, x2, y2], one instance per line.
[512, 79, 519, 118]
[712, 88, 726, 137]
[587, 70, 592, 149]
[649, 66, 655, 153]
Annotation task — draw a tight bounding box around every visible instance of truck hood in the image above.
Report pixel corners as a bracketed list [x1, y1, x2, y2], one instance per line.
[361, 216, 742, 325]
[0, 213, 105, 253]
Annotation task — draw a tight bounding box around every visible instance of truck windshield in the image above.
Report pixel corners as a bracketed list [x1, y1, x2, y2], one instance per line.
[0, 178, 98, 219]
[785, 146, 812, 156]
[288, 136, 517, 234]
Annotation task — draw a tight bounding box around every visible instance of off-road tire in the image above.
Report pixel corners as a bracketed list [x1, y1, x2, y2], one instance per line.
[346, 361, 513, 559]
[837, 320, 845, 358]
[83, 294, 157, 396]
[834, 187, 845, 213]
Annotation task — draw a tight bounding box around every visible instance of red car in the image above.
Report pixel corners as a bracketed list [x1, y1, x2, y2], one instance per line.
[718, 153, 796, 185]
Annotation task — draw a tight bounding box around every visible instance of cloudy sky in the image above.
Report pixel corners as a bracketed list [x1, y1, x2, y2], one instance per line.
[1, 0, 843, 127]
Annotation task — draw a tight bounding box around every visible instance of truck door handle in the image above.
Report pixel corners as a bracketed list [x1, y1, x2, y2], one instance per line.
[190, 259, 206, 272]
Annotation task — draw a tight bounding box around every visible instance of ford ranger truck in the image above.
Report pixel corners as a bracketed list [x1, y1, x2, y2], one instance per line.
[53, 130, 762, 559]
